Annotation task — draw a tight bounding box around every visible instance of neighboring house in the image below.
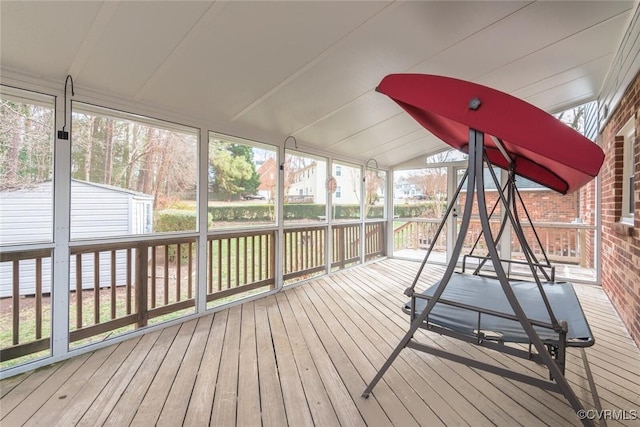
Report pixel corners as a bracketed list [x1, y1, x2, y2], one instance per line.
[257, 157, 277, 200]
[393, 180, 423, 199]
[0, 180, 154, 297]
[287, 161, 327, 204]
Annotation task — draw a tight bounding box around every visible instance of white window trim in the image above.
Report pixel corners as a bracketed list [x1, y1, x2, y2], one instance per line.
[619, 117, 635, 225]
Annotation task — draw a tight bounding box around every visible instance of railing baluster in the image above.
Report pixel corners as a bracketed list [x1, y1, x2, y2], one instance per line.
[217, 239, 222, 292]
[176, 244, 181, 302]
[111, 250, 116, 320]
[126, 248, 132, 315]
[258, 234, 263, 280]
[208, 239, 213, 294]
[235, 237, 240, 288]
[188, 242, 193, 299]
[226, 239, 231, 290]
[136, 243, 148, 328]
[76, 254, 83, 329]
[269, 232, 275, 287]
[164, 245, 169, 305]
[151, 246, 157, 309]
[12, 260, 19, 345]
[35, 257, 42, 339]
[251, 235, 256, 283]
[94, 252, 100, 325]
[243, 236, 248, 285]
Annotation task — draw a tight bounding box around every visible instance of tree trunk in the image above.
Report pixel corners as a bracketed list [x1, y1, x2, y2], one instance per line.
[84, 117, 96, 181]
[104, 118, 114, 185]
[5, 108, 25, 187]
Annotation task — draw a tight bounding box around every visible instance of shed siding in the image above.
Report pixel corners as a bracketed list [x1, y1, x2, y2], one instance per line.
[1, 181, 151, 297]
[0, 183, 54, 245]
[70, 182, 131, 239]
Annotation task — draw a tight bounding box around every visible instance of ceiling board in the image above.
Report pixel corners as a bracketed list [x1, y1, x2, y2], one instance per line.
[77, 2, 211, 97]
[0, 2, 102, 77]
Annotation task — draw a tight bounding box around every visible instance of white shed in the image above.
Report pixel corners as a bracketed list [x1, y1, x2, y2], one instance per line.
[0, 180, 154, 297]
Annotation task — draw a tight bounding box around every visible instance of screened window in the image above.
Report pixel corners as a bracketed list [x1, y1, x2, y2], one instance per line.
[0, 87, 55, 245]
[394, 168, 447, 218]
[284, 151, 327, 222]
[71, 103, 198, 239]
[365, 168, 386, 219]
[208, 133, 278, 228]
[332, 161, 361, 221]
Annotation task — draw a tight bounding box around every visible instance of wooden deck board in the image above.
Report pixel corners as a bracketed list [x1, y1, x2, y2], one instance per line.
[129, 321, 197, 426]
[2, 259, 639, 426]
[282, 290, 364, 427]
[266, 294, 315, 427]
[236, 302, 261, 427]
[291, 285, 393, 427]
[50, 336, 144, 426]
[344, 267, 578, 426]
[102, 328, 177, 426]
[182, 310, 228, 425]
[275, 291, 341, 426]
[326, 272, 532, 426]
[27, 344, 119, 425]
[338, 270, 572, 425]
[210, 305, 242, 427]
[299, 283, 421, 427]
[254, 298, 288, 427]
[157, 315, 214, 426]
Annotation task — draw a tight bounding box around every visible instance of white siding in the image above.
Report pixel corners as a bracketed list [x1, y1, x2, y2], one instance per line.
[70, 181, 131, 239]
[0, 183, 54, 245]
[1, 180, 151, 297]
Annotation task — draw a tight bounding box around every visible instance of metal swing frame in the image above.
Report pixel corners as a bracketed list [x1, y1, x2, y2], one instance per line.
[362, 128, 595, 427]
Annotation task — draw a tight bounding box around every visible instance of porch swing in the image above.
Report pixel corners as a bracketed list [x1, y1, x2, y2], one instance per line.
[362, 74, 605, 427]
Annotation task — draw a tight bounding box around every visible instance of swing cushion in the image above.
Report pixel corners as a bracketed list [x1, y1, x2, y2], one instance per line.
[404, 273, 594, 346]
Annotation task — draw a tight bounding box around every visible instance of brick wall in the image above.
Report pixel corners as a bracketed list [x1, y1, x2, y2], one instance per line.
[457, 188, 588, 264]
[459, 190, 578, 222]
[599, 71, 640, 348]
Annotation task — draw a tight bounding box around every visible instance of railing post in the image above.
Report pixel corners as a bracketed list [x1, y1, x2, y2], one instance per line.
[270, 231, 276, 289]
[136, 243, 148, 328]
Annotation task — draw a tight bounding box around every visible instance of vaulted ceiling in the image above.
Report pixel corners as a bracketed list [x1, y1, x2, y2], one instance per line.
[1, 1, 636, 168]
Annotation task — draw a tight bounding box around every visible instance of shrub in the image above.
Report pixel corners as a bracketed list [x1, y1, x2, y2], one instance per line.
[154, 209, 212, 264]
[154, 209, 213, 232]
[393, 201, 446, 218]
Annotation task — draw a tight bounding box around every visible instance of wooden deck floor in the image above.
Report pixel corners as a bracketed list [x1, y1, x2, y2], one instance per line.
[1, 259, 639, 426]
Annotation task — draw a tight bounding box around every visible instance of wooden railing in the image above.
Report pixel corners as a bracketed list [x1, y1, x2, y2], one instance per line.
[365, 221, 385, 261]
[2, 222, 387, 365]
[69, 237, 197, 345]
[511, 222, 594, 266]
[1, 237, 198, 363]
[332, 223, 361, 270]
[283, 226, 326, 281]
[393, 219, 595, 267]
[393, 220, 446, 252]
[0, 249, 52, 363]
[207, 230, 276, 304]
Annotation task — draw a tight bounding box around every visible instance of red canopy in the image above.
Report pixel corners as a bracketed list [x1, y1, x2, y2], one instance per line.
[377, 74, 605, 194]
